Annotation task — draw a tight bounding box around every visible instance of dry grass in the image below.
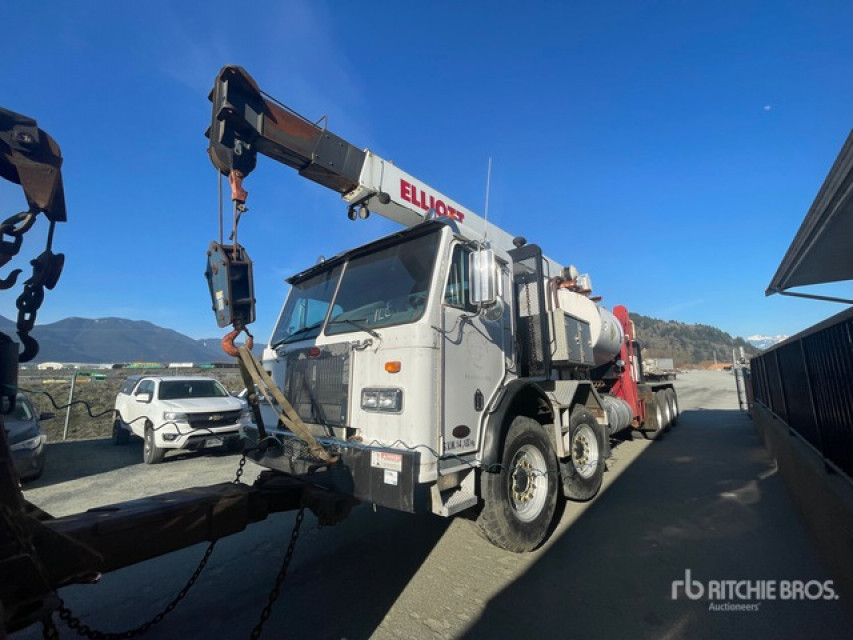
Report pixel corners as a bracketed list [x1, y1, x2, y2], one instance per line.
[18, 368, 246, 442]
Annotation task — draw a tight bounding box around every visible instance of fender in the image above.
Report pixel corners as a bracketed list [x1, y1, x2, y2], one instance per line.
[480, 379, 553, 472]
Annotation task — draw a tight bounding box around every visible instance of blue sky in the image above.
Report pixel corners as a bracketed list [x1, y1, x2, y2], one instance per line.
[2, 0, 851, 344]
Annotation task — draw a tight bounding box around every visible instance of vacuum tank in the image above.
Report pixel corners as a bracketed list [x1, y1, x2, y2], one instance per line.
[556, 287, 625, 366]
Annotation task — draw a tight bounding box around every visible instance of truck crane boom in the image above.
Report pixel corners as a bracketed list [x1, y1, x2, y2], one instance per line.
[207, 65, 515, 249]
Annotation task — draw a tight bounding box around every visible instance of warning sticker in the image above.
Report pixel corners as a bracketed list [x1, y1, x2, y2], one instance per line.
[371, 451, 403, 472]
[215, 290, 225, 311]
[384, 469, 399, 486]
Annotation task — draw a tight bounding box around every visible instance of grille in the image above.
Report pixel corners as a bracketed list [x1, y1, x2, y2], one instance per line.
[186, 409, 242, 428]
[284, 344, 350, 426]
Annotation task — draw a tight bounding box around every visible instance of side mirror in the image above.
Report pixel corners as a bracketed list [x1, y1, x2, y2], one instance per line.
[135, 392, 152, 404]
[39, 412, 55, 421]
[470, 248, 497, 305]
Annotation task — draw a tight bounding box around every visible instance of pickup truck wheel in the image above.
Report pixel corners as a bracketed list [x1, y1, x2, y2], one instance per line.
[143, 423, 165, 464]
[563, 407, 605, 501]
[477, 416, 558, 552]
[112, 415, 130, 445]
[643, 396, 665, 440]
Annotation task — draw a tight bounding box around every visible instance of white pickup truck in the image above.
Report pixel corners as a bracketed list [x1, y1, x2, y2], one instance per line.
[112, 375, 252, 464]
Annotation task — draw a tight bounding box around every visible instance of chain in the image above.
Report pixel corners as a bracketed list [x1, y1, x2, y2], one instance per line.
[249, 507, 306, 640]
[0, 210, 64, 363]
[16, 221, 64, 362]
[233, 452, 247, 483]
[50, 453, 250, 638]
[57, 541, 217, 640]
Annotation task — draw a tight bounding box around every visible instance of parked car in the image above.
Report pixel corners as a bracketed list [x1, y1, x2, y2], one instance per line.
[4, 393, 53, 481]
[113, 376, 252, 464]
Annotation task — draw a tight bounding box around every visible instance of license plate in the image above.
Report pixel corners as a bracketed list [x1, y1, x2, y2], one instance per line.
[204, 437, 224, 448]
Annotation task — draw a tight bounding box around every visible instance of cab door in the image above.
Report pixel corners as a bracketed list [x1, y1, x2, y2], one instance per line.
[441, 244, 508, 457]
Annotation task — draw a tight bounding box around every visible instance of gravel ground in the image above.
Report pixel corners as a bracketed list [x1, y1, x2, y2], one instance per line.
[12, 370, 852, 639]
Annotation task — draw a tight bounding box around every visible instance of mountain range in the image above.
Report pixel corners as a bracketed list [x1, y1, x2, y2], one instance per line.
[0, 313, 765, 366]
[628, 313, 762, 367]
[0, 315, 232, 364]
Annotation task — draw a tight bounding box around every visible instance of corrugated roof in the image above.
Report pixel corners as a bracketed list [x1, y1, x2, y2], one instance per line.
[766, 130, 853, 298]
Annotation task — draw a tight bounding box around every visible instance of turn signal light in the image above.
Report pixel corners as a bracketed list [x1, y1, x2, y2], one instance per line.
[385, 361, 401, 373]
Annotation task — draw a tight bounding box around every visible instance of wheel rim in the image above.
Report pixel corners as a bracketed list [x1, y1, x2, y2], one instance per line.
[572, 423, 601, 479]
[509, 443, 548, 522]
[144, 429, 152, 456]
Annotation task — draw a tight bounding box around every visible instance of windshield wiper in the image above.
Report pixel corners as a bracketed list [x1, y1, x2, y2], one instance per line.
[274, 321, 324, 347]
[327, 318, 381, 339]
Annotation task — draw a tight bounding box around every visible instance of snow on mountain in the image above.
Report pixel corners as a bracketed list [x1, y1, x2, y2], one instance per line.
[747, 335, 788, 350]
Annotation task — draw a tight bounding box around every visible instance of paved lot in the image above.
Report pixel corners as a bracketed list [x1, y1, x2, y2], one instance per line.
[13, 371, 852, 639]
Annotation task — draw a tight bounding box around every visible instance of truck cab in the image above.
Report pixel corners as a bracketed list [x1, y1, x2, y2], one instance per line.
[254, 219, 511, 510]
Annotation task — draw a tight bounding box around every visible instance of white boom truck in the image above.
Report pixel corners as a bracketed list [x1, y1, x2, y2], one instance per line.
[205, 65, 677, 552]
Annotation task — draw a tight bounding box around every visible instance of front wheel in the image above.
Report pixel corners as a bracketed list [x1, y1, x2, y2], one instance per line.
[477, 416, 559, 552]
[143, 423, 165, 464]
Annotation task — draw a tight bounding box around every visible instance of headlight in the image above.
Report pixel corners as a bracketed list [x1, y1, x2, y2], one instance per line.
[163, 411, 188, 422]
[361, 388, 402, 412]
[10, 434, 43, 452]
[239, 408, 253, 423]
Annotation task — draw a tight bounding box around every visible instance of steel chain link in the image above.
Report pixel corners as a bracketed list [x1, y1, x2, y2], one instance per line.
[51, 453, 251, 638]
[249, 507, 306, 640]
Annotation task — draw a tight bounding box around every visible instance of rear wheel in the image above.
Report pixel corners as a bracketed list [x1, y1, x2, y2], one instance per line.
[562, 406, 605, 501]
[112, 414, 130, 445]
[143, 423, 165, 464]
[477, 416, 559, 552]
[658, 390, 673, 430]
[642, 397, 665, 440]
[665, 389, 679, 427]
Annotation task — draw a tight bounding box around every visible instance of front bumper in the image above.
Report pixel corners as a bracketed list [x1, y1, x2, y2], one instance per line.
[12, 440, 45, 480]
[247, 432, 420, 513]
[155, 424, 243, 450]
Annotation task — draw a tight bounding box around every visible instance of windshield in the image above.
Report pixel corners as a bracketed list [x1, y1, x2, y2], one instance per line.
[270, 230, 441, 345]
[158, 380, 230, 400]
[11, 398, 33, 421]
[270, 263, 344, 346]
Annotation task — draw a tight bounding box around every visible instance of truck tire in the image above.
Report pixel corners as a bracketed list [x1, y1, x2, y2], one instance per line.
[477, 416, 559, 552]
[112, 414, 130, 445]
[143, 423, 165, 464]
[665, 389, 679, 427]
[642, 397, 665, 440]
[562, 406, 605, 501]
[658, 390, 672, 431]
